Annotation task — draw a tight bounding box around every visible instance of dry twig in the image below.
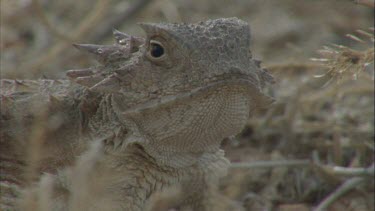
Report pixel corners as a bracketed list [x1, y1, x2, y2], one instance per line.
[230, 159, 310, 169]
[314, 177, 365, 211]
[317, 164, 375, 177]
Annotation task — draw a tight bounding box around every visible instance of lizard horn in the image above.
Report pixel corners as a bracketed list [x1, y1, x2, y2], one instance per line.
[73, 43, 107, 54]
[73, 43, 124, 64]
[112, 29, 130, 45]
[73, 43, 135, 64]
[112, 29, 145, 47]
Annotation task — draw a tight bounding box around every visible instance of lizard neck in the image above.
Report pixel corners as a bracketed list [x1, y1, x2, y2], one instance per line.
[121, 84, 252, 168]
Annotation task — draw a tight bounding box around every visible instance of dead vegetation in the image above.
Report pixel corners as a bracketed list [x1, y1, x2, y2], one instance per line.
[222, 35, 374, 210]
[1, 0, 374, 210]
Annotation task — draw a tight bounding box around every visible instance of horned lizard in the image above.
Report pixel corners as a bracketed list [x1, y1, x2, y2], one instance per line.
[0, 18, 274, 210]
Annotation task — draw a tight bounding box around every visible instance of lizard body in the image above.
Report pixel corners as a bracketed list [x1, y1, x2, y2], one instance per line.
[0, 18, 273, 210]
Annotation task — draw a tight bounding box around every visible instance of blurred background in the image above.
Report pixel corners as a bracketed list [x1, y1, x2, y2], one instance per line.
[1, 0, 374, 210]
[1, 0, 373, 78]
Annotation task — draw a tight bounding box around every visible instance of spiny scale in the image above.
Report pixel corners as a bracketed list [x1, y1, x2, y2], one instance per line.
[68, 29, 142, 92]
[72, 44, 122, 64]
[112, 29, 130, 45]
[112, 28, 144, 46]
[72, 29, 144, 65]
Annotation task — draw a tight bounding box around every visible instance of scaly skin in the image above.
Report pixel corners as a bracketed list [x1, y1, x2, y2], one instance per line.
[0, 18, 274, 210]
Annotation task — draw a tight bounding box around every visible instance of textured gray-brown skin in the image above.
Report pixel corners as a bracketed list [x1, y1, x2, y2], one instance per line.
[0, 18, 274, 210]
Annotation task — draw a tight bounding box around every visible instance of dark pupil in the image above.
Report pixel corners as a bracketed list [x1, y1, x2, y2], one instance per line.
[150, 43, 164, 58]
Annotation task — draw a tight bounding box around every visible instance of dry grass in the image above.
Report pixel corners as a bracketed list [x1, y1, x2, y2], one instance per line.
[1, 0, 374, 210]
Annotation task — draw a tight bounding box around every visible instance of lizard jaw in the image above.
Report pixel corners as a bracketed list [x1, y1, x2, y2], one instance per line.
[122, 76, 271, 118]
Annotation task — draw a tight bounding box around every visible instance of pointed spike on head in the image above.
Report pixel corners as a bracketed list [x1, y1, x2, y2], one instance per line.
[138, 23, 157, 35]
[73, 43, 106, 55]
[112, 28, 128, 38]
[14, 79, 24, 85]
[112, 28, 145, 48]
[73, 43, 125, 64]
[112, 29, 130, 45]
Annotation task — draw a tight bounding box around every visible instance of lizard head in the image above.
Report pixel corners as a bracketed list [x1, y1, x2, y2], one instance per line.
[67, 18, 274, 111]
[68, 18, 275, 165]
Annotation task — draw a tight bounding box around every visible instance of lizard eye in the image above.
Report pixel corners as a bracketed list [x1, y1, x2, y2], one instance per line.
[145, 39, 171, 66]
[149, 41, 165, 58]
